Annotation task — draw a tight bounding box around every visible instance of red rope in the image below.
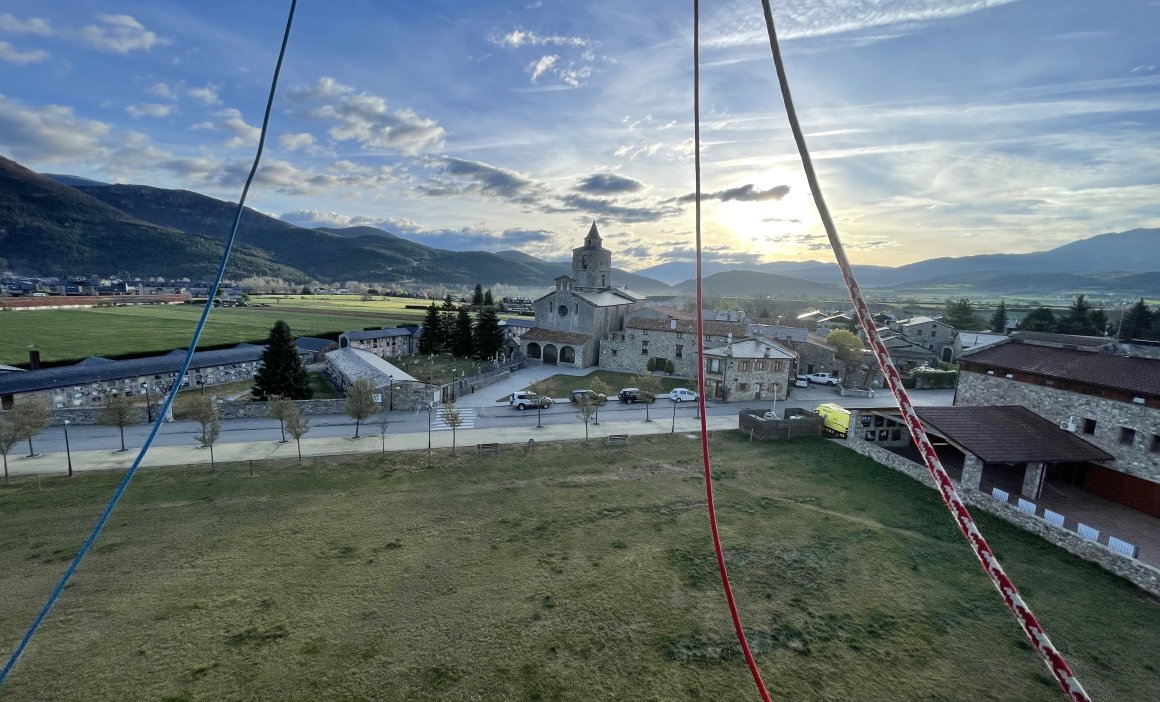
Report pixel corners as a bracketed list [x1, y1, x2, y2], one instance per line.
[756, 2, 1090, 699]
[692, 2, 773, 699]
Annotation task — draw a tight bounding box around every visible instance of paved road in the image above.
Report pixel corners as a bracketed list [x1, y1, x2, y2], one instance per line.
[3, 363, 954, 478]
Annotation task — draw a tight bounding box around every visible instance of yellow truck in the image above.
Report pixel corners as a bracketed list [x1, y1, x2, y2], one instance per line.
[814, 403, 851, 439]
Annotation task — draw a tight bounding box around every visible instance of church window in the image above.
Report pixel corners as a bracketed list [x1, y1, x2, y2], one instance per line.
[558, 305, 569, 317]
[602, 275, 606, 286]
[574, 303, 578, 315]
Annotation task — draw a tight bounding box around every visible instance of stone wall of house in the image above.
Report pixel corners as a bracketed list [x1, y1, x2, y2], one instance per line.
[599, 328, 697, 377]
[705, 357, 791, 402]
[215, 398, 348, 420]
[848, 439, 1160, 597]
[957, 371, 1160, 483]
[793, 341, 839, 376]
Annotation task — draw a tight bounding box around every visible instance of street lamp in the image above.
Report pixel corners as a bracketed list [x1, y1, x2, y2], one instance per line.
[388, 374, 394, 412]
[63, 420, 73, 477]
[426, 402, 433, 453]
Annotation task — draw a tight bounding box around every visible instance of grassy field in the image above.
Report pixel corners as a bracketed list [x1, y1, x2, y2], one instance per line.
[0, 305, 413, 365]
[1, 435, 1156, 701]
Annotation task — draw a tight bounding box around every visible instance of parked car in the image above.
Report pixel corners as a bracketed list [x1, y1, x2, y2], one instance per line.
[510, 391, 553, 410]
[618, 387, 655, 403]
[668, 387, 699, 403]
[794, 374, 810, 388]
[807, 372, 841, 386]
[569, 388, 607, 404]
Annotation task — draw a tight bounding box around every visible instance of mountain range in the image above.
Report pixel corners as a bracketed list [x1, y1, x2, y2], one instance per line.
[1, 153, 1157, 299]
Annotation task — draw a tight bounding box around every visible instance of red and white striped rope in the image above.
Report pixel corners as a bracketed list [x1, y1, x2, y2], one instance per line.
[757, 2, 1090, 699]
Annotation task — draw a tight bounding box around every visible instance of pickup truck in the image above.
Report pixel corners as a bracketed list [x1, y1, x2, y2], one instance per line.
[510, 391, 553, 410]
[807, 372, 841, 386]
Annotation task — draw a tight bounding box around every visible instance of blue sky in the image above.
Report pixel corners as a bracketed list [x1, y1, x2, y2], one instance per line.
[2, 0, 1158, 271]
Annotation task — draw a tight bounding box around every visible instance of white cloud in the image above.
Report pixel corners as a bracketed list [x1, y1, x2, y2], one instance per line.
[0, 40, 47, 64]
[528, 55, 558, 83]
[0, 94, 110, 161]
[279, 132, 317, 152]
[290, 77, 445, 155]
[705, 0, 1023, 48]
[126, 102, 174, 119]
[82, 14, 167, 54]
[193, 108, 260, 148]
[187, 84, 220, 105]
[491, 28, 589, 48]
[147, 82, 177, 100]
[0, 14, 54, 36]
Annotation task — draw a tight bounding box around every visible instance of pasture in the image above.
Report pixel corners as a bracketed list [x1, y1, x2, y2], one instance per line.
[0, 435, 1156, 701]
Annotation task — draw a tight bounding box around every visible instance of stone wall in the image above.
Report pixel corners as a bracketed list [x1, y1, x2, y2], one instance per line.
[957, 371, 1160, 483]
[215, 398, 347, 420]
[48, 406, 150, 426]
[848, 440, 1160, 597]
[738, 407, 823, 440]
[599, 328, 698, 378]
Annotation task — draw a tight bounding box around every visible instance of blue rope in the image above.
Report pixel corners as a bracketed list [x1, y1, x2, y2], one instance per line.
[0, 0, 298, 684]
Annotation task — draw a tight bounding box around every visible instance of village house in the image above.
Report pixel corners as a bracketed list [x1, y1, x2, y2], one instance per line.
[324, 347, 435, 411]
[338, 327, 417, 359]
[516, 222, 645, 367]
[599, 306, 746, 377]
[890, 316, 960, 363]
[703, 336, 795, 402]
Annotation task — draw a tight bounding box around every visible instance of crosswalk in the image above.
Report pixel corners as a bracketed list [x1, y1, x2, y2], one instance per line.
[429, 407, 476, 431]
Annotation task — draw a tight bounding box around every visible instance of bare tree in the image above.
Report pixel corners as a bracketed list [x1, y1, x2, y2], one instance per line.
[632, 374, 663, 422]
[189, 395, 221, 471]
[344, 378, 378, 439]
[376, 410, 390, 455]
[266, 395, 295, 443]
[439, 403, 464, 455]
[575, 395, 598, 443]
[285, 405, 310, 463]
[99, 394, 139, 452]
[0, 413, 19, 485]
[13, 401, 51, 457]
[526, 378, 552, 429]
[589, 377, 613, 426]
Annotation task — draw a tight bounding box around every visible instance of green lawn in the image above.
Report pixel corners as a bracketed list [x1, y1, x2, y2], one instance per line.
[0, 305, 412, 365]
[1, 436, 1155, 701]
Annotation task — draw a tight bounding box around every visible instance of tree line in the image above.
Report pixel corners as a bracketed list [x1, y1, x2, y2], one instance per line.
[418, 285, 504, 359]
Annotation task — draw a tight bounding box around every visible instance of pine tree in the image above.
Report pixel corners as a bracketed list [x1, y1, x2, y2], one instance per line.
[989, 299, 1008, 333]
[252, 320, 313, 400]
[1057, 295, 1096, 335]
[419, 303, 441, 354]
[473, 306, 504, 359]
[472, 284, 484, 306]
[1020, 307, 1056, 332]
[1090, 305, 1109, 336]
[453, 308, 475, 357]
[439, 310, 457, 351]
[483, 289, 494, 306]
[942, 298, 980, 330]
[1119, 299, 1154, 340]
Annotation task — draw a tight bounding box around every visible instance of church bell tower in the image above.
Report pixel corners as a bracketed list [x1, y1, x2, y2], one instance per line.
[571, 220, 612, 292]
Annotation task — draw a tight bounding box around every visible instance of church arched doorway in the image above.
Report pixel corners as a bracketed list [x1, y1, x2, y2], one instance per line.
[527, 342, 541, 360]
[559, 345, 575, 365]
[543, 344, 558, 365]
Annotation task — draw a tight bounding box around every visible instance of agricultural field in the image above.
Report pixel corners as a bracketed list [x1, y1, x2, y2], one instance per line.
[0, 304, 414, 366]
[1, 436, 1156, 701]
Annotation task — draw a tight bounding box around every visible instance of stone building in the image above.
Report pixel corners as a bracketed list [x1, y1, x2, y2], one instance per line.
[324, 347, 436, 411]
[599, 307, 745, 377]
[703, 337, 795, 402]
[957, 335, 1160, 518]
[338, 327, 417, 359]
[516, 222, 644, 367]
[890, 316, 960, 362]
[0, 344, 265, 410]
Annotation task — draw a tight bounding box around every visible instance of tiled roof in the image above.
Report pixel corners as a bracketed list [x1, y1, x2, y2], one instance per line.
[520, 328, 592, 345]
[627, 317, 746, 337]
[574, 288, 644, 306]
[704, 338, 795, 360]
[295, 336, 337, 352]
[1010, 331, 1115, 349]
[748, 324, 809, 343]
[915, 405, 1113, 464]
[500, 318, 536, 328]
[962, 340, 1160, 397]
[340, 328, 415, 341]
[325, 347, 418, 385]
[0, 344, 265, 395]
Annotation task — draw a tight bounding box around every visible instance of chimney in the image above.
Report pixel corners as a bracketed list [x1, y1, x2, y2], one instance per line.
[763, 346, 770, 358]
[726, 332, 733, 345]
[28, 345, 41, 371]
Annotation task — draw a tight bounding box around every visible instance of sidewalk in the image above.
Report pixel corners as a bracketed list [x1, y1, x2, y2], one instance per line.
[2, 415, 739, 477]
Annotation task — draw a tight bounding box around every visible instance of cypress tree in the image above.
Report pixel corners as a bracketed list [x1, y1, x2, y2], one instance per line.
[483, 289, 494, 306]
[474, 306, 504, 359]
[453, 308, 475, 357]
[472, 284, 484, 306]
[252, 320, 313, 400]
[989, 299, 1008, 333]
[419, 303, 440, 354]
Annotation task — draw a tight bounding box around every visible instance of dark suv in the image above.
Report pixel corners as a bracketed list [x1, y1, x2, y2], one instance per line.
[618, 387, 645, 403]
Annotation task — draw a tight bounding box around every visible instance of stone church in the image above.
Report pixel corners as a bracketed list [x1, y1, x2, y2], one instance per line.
[516, 222, 645, 367]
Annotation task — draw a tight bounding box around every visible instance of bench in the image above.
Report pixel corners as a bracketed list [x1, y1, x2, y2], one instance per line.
[476, 443, 500, 455]
[606, 434, 629, 446]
